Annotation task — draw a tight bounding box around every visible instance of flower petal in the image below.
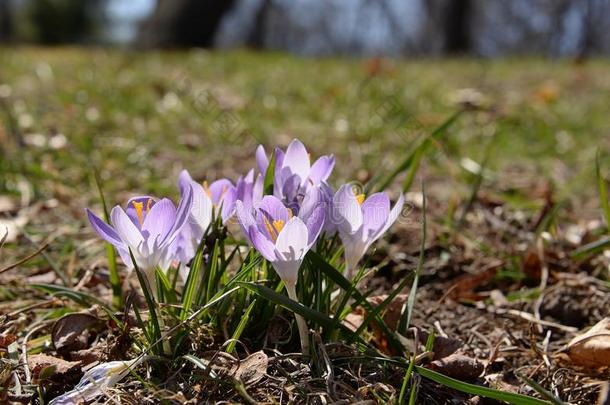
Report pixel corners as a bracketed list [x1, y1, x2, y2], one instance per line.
[308, 155, 335, 185]
[110, 206, 144, 250]
[235, 200, 256, 244]
[304, 205, 325, 247]
[257, 195, 290, 223]
[282, 139, 310, 182]
[164, 183, 194, 247]
[376, 192, 405, 239]
[273, 217, 309, 285]
[248, 224, 276, 262]
[142, 198, 177, 247]
[333, 184, 363, 235]
[256, 145, 269, 175]
[219, 186, 237, 223]
[361, 192, 390, 242]
[275, 216, 309, 262]
[209, 178, 235, 205]
[86, 209, 125, 248]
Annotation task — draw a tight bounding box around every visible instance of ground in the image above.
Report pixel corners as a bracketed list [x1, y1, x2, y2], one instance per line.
[0, 48, 609, 404]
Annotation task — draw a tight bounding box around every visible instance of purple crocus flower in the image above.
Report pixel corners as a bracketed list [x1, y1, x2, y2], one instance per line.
[256, 139, 335, 205]
[332, 184, 404, 279]
[236, 169, 263, 211]
[235, 195, 325, 353]
[165, 170, 216, 275]
[235, 195, 325, 286]
[86, 186, 193, 278]
[203, 178, 237, 224]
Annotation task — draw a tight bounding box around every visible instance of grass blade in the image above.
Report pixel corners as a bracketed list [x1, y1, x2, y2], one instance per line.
[397, 183, 426, 335]
[571, 235, 610, 258]
[597, 150, 610, 232]
[264, 149, 276, 195]
[518, 373, 567, 405]
[414, 365, 550, 405]
[226, 300, 256, 354]
[91, 168, 123, 309]
[237, 281, 365, 343]
[129, 250, 162, 356]
[307, 251, 404, 353]
[377, 110, 462, 191]
[180, 240, 206, 320]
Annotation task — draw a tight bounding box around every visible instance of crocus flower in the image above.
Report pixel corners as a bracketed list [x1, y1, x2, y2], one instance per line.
[50, 356, 149, 405]
[204, 178, 237, 223]
[170, 170, 239, 280]
[167, 170, 215, 274]
[256, 139, 335, 205]
[86, 187, 193, 283]
[235, 195, 325, 353]
[236, 168, 263, 211]
[332, 184, 404, 279]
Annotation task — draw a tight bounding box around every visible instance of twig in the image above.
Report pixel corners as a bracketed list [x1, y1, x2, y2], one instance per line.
[21, 320, 55, 384]
[0, 241, 50, 274]
[488, 307, 578, 333]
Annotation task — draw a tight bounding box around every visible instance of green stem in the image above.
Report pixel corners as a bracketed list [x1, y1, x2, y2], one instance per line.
[286, 283, 310, 356]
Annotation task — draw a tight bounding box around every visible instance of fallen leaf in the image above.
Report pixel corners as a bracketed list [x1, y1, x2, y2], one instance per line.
[52, 313, 104, 353]
[567, 317, 610, 368]
[230, 351, 268, 386]
[428, 353, 483, 380]
[28, 354, 81, 382]
[69, 346, 106, 366]
[419, 329, 463, 361]
[0, 334, 16, 349]
[366, 294, 408, 330]
[448, 262, 501, 301]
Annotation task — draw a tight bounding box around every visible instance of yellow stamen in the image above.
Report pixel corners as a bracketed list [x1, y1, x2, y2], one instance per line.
[263, 216, 278, 242]
[355, 194, 365, 205]
[273, 219, 285, 234]
[202, 180, 212, 198]
[287, 208, 294, 219]
[146, 198, 153, 212]
[132, 201, 144, 225]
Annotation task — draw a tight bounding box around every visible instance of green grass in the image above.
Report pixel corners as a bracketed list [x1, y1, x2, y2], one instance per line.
[1, 49, 609, 211]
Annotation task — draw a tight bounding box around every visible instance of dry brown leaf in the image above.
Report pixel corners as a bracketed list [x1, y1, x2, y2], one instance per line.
[52, 313, 104, 353]
[567, 317, 610, 368]
[27, 354, 81, 382]
[419, 329, 463, 361]
[448, 264, 500, 301]
[429, 353, 483, 381]
[230, 350, 268, 386]
[366, 293, 408, 330]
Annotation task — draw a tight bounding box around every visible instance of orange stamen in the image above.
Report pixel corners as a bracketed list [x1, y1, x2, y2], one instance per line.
[355, 194, 365, 205]
[263, 216, 278, 242]
[273, 219, 285, 234]
[132, 201, 145, 225]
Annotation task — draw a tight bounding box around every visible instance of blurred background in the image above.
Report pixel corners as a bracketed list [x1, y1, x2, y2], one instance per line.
[1, 0, 610, 57]
[1, 0, 610, 251]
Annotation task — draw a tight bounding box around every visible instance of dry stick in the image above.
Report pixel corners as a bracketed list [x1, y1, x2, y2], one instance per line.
[0, 241, 50, 274]
[488, 307, 578, 333]
[21, 320, 55, 384]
